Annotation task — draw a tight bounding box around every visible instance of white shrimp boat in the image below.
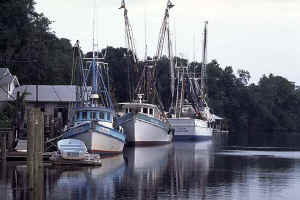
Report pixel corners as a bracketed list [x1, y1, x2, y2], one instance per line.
[168, 22, 215, 141]
[117, 1, 174, 145]
[168, 118, 212, 140]
[118, 100, 173, 145]
[50, 139, 102, 166]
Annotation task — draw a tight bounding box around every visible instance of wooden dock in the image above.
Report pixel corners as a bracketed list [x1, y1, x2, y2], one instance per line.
[1, 151, 51, 161]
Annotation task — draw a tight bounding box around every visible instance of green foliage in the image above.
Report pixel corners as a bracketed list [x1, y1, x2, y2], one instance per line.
[1, 0, 300, 133]
[0, 0, 73, 85]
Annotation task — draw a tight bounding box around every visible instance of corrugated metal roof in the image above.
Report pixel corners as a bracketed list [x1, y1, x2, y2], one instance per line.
[13, 85, 77, 102]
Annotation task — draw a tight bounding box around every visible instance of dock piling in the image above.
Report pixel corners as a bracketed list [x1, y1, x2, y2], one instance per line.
[27, 107, 44, 193]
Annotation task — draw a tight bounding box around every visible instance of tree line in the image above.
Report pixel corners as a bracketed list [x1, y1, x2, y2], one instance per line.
[1, 0, 300, 133]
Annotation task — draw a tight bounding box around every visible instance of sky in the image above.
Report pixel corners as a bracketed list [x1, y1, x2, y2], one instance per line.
[35, 0, 300, 85]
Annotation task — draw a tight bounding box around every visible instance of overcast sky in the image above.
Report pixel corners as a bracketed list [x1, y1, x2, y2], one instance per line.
[35, 0, 300, 85]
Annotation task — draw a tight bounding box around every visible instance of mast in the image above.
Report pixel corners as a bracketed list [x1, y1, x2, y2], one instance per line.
[119, 0, 138, 64]
[200, 21, 208, 97]
[71, 2, 113, 110]
[120, 0, 138, 101]
[155, 0, 175, 109]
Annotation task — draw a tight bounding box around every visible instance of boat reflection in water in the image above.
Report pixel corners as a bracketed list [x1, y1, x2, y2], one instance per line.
[117, 141, 213, 199]
[168, 141, 214, 199]
[120, 144, 174, 199]
[0, 141, 214, 200]
[47, 154, 125, 200]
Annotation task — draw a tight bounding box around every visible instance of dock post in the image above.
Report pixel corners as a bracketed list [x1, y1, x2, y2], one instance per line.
[27, 107, 44, 192]
[0, 133, 7, 160]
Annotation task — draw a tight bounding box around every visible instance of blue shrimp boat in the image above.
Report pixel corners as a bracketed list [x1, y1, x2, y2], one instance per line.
[63, 41, 125, 154]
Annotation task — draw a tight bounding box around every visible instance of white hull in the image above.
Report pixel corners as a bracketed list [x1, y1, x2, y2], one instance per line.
[120, 113, 173, 145]
[64, 124, 125, 154]
[168, 118, 212, 140]
[125, 144, 173, 170]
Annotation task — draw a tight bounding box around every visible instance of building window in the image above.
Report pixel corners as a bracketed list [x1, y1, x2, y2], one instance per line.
[125, 108, 129, 113]
[143, 107, 148, 114]
[82, 112, 87, 120]
[76, 111, 80, 120]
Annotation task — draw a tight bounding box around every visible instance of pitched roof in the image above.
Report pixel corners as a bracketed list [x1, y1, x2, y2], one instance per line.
[0, 68, 19, 86]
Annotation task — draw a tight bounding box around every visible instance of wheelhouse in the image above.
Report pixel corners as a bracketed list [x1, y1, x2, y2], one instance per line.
[118, 103, 160, 119]
[72, 107, 113, 123]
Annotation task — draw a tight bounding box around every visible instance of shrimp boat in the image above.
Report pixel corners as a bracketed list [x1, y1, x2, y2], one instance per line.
[117, 0, 174, 145]
[168, 22, 214, 141]
[63, 41, 125, 154]
[50, 139, 101, 166]
[118, 94, 173, 145]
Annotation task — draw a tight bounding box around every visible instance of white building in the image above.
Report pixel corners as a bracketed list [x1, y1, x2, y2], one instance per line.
[0, 68, 20, 111]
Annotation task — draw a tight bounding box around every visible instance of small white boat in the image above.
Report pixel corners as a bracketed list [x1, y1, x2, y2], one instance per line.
[50, 139, 101, 166]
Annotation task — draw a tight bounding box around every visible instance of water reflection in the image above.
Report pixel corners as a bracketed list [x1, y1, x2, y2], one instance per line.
[47, 154, 125, 200]
[120, 144, 173, 199]
[168, 141, 213, 199]
[2, 134, 300, 200]
[0, 161, 44, 200]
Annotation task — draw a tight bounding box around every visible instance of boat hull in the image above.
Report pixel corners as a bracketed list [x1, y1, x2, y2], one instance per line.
[63, 123, 125, 154]
[168, 118, 212, 141]
[119, 113, 173, 145]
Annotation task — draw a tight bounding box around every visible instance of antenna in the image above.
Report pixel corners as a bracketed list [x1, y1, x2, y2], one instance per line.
[193, 32, 196, 62]
[92, 0, 96, 57]
[144, 0, 148, 60]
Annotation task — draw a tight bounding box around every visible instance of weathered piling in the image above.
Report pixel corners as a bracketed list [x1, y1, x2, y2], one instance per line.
[27, 107, 44, 192]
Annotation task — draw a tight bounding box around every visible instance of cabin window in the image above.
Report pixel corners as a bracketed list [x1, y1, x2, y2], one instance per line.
[107, 112, 111, 121]
[100, 112, 105, 119]
[76, 111, 80, 120]
[92, 112, 97, 119]
[143, 107, 148, 114]
[82, 112, 87, 120]
[149, 108, 153, 115]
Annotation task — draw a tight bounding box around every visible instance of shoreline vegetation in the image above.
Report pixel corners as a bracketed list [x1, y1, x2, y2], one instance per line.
[1, 0, 300, 133]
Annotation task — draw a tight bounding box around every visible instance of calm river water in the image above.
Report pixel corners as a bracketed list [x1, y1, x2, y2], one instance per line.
[1, 132, 300, 200]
